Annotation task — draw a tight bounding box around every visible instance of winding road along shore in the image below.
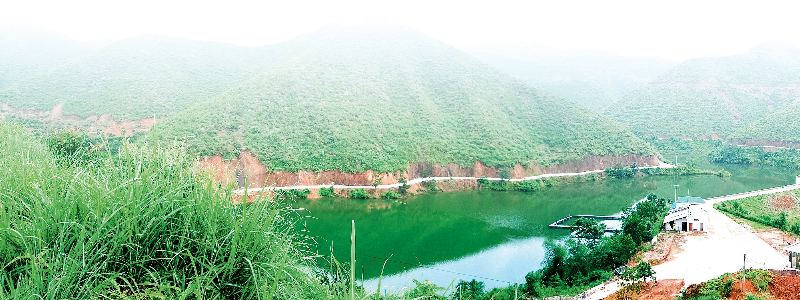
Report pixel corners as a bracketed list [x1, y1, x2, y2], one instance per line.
[235, 161, 676, 194]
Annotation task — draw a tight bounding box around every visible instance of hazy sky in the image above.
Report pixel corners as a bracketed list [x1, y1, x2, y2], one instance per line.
[2, 0, 799, 61]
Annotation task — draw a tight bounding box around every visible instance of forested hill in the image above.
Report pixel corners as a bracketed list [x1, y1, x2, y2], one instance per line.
[0, 24, 91, 90]
[608, 42, 800, 138]
[149, 26, 655, 173]
[469, 47, 675, 112]
[732, 102, 800, 142]
[0, 35, 278, 121]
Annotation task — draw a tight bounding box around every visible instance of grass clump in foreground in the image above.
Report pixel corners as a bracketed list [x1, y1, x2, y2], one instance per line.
[0, 122, 325, 298]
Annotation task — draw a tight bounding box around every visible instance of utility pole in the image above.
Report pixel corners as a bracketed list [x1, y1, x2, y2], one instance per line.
[742, 254, 746, 292]
[674, 184, 679, 203]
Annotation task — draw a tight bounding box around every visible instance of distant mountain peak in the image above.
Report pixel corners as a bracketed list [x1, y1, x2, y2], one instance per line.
[746, 41, 800, 60]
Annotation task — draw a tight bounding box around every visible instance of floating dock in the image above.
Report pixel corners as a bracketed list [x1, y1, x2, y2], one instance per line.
[549, 215, 621, 232]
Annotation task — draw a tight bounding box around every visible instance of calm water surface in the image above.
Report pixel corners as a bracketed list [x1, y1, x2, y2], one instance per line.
[294, 163, 795, 290]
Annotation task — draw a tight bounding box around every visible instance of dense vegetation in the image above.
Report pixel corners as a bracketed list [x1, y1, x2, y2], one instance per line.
[1, 35, 279, 120]
[732, 102, 800, 143]
[715, 189, 800, 236]
[0, 121, 325, 298]
[708, 144, 800, 169]
[0, 24, 90, 90]
[609, 42, 800, 138]
[150, 26, 654, 173]
[477, 174, 600, 192]
[522, 193, 671, 297]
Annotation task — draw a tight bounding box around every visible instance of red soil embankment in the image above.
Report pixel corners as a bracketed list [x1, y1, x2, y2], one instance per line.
[201, 151, 659, 198]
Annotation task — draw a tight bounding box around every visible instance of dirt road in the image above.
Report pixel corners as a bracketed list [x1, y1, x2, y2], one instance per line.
[652, 204, 788, 285]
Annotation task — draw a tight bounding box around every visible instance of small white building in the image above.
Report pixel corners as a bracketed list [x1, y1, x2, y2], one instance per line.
[663, 196, 709, 232]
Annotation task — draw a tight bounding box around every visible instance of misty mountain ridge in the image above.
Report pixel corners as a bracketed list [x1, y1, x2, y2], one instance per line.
[1, 34, 279, 121]
[0, 24, 93, 89]
[611, 42, 800, 138]
[149, 25, 654, 173]
[462, 41, 676, 111]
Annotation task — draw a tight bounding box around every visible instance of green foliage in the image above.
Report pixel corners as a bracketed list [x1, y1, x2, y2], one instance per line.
[733, 100, 800, 143]
[1, 35, 278, 121]
[623, 198, 671, 244]
[454, 279, 485, 300]
[621, 262, 655, 289]
[715, 190, 800, 235]
[406, 279, 446, 299]
[381, 190, 402, 199]
[573, 218, 606, 244]
[0, 121, 325, 298]
[478, 175, 607, 193]
[639, 165, 725, 177]
[423, 179, 439, 192]
[44, 127, 98, 166]
[348, 188, 371, 199]
[740, 269, 774, 291]
[606, 163, 636, 178]
[149, 26, 654, 174]
[522, 196, 668, 298]
[318, 186, 336, 197]
[744, 293, 769, 300]
[498, 167, 512, 180]
[280, 188, 311, 199]
[398, 176, 410, 195]
[709, 144, 800, 169]
[684, 296, 723, 300]
[687, 273, 735, 299]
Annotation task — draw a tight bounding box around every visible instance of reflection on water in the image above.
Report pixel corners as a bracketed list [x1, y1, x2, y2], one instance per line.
[294, 163, 795, 289]
[363, 237, 546, 292]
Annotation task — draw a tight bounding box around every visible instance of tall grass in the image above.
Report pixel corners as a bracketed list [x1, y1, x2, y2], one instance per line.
[0, 121, 514, 299]
[0, 122, 324, 299]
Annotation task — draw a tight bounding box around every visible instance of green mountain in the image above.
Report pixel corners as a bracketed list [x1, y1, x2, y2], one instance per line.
[150, 26, 654, 173]
[609, 42, 800, 137]
[1, 35, 277, 121]
[732, 101, 800, 142]
[0, 24, 91, 89]
[468, 47, 675, 111]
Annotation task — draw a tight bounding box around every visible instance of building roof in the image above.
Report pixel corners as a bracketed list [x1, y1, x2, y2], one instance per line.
[676, 196, 705, 204]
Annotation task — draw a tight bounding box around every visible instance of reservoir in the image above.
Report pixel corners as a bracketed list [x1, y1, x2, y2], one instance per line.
[294, 163, 796, 291]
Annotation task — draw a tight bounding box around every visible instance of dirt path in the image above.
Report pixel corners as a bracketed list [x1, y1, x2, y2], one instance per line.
[584, 204, 789, 299]
[652, 204, 788, 286]
[704, 184, 800, 204]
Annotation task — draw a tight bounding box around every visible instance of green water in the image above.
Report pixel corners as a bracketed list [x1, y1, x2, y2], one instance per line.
[294, 163, 796, 289]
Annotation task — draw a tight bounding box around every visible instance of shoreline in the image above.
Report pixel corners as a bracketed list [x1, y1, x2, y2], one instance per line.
[236, 161, 676, 194]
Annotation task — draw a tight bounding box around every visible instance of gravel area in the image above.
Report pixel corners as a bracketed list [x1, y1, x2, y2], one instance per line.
[652, 204, 789, 286]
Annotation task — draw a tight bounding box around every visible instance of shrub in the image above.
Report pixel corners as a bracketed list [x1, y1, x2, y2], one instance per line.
[45, 127, 97, 166]
[348, 188, 370, 199]
[382, 190, 401, 199]
[318, 186, 336, 197]
[398, 175, 409, 195]
[278, 188, 311, 199]
[423, 179, 438, 192]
